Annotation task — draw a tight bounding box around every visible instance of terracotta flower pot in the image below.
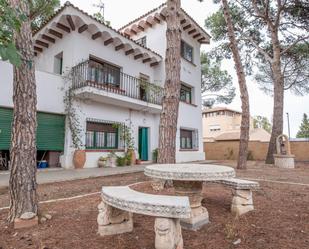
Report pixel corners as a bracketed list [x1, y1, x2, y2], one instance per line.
[73, 150, 86, 169]
[127, 149, 136, 166]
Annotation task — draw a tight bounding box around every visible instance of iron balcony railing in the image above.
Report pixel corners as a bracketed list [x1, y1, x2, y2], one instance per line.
[71, 60, 163, 105]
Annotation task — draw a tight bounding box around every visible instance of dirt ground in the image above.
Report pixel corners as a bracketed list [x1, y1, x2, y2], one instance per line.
[0, 161, 308, 249]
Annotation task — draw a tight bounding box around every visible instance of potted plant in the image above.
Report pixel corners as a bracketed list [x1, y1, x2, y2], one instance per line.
[106, 152, 117, 167]
[98, 156, 107, 167]
[116, 156, 126, 167]
[152, 148, 158, 163]
[113, 122, 136, 166]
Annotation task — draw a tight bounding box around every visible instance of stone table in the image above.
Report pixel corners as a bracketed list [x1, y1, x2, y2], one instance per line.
[144, 164, 235, 230]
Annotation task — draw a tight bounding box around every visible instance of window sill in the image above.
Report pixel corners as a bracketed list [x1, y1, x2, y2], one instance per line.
[179, 149, 199, 152]
[181, 57, 197, 67]
[180, 101, 197, 107]
[85, 149, 125, 152]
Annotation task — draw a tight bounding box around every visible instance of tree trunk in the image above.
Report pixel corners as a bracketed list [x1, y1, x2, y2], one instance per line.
[222, 0, 250, 169]
[266, 29, 284, 164]
[8, 0, 38, 222]
[158, 0, 182, 164]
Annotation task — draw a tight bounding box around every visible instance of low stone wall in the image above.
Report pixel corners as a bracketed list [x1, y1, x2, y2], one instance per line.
[204, 141, 309, 162]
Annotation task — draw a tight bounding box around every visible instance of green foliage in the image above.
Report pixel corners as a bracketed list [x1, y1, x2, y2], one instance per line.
[253, 116, 272, 133]
[296, 113, 309, 138]
[152, 148, 158, 163]
[256, 43, 309, 96]
[0, 0, 59, 66]
[93, 12, 111, 26]
[29, 0, 60, 30]
[204, 0, 309, 93]
[201, 52, 235, 107]
[0, 0, 26, 66]
[116, 156, 126, 167]
[113, 122, 135, 150]
[116, 152, 132, 166]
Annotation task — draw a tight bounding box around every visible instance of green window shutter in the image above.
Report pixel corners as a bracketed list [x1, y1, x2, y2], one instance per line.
[0, 108, 13, 150]
[0, 107, 65, 151]
[37, 112, 65, 151]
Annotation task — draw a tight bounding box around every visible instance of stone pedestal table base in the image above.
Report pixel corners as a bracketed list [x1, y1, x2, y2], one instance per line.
[173, 181, 209, 230]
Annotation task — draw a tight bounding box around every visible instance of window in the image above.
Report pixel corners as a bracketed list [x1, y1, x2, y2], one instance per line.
[180, 84, 192, 104]
[181, 40, 193, 63]
[209, 125, 221, 132]
[54, 52, 63, 75]
[136, 36, 147, 47]
[180, 129, 192, 149]
[86, 122, 118, 149]
[88, 58, 121, 86]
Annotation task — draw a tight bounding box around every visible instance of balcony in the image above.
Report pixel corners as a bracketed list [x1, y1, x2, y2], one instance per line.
[71, 60, 163, 112]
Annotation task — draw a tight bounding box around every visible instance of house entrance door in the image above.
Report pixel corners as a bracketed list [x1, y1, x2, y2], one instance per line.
[138, 127, 149, 161]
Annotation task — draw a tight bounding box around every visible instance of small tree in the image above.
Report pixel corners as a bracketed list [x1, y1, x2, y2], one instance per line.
[253, 116, 272, 133]
[296, 114, 309, 138]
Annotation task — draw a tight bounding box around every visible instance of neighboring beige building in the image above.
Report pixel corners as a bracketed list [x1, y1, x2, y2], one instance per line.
[202, 107, 270, 142]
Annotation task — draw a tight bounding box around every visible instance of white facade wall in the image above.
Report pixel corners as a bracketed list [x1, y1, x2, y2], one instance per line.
[35, 31, 157, 84]
[1, 5, 205, 169]
[0, 61, 65, 114]
[62, 100, 160, 168]
[131, 22, 205, 162]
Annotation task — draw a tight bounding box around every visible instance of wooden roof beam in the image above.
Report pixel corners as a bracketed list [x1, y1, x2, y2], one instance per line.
[146, 21, 153, 28]
[188, 29, 197, 35]
[193, 33, 201, 39]
[104, 38, 114, 46]
[198, 37, 206, 43]
[131, 28, 137, 35]
[92, 32, 102, 40]
[125, 49, 134, 55]
[115, 43, 125, 51]
[154, 15, 161, 24]
[56, 23, 70, 33]
[183, 24, 191, 30]
[142, 58, 151, 63]
[34, 46, 43, 52]
[48, 29, 62, 38]
[150, 62, 159, 67]
[138, 25, 145, 31]
[160, 13, 166, 21]
[134, 53, 143, 60]
[66, 15, 75, 31]
[42, 34, 55, 43]
[180, 19, 186, 24]
[78, 24, 88, 33]
[35, 40, 49, 48]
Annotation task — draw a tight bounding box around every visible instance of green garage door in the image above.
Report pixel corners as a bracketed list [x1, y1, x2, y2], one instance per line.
[0, 107, 65, 151]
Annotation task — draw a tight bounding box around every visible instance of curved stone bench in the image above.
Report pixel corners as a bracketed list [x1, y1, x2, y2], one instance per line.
[98, 185, 191, 249]
[208, 178, 259, 216]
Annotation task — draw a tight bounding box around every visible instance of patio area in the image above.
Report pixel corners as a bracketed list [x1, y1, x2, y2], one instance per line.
[0, 161, 308, 249]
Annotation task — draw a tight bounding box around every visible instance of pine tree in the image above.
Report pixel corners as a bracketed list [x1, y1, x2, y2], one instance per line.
[296, 114, 309, 138]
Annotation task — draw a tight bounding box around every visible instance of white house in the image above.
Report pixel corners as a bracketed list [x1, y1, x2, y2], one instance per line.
[0, 2, 210, 169]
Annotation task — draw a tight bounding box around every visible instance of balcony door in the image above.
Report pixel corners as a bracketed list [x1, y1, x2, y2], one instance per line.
[88, 58, 121, 87]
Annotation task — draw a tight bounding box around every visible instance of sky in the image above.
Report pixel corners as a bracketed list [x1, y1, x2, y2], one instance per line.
[61, 0, 309, 137]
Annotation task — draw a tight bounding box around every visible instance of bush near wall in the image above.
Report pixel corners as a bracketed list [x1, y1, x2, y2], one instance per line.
[204, 141, 309, 161]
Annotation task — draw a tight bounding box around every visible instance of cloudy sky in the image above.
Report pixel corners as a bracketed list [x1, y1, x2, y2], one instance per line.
[61, 0, 309, 137]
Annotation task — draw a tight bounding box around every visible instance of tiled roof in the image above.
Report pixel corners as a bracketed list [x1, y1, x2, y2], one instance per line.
[33, 1, 162, 58]
[118, 2, 211, 39]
